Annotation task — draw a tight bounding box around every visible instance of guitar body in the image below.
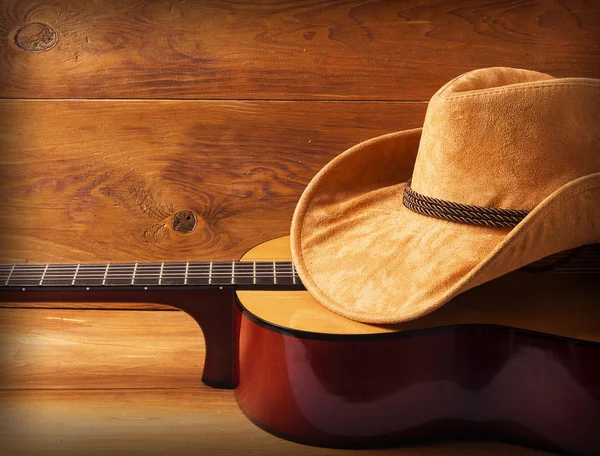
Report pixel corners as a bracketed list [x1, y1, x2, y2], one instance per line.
[235, 237, 600, 455]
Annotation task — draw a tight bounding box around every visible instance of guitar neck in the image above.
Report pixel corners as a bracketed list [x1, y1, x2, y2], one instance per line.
[0, 243, 599, 292]
[0, 261, 303, 291]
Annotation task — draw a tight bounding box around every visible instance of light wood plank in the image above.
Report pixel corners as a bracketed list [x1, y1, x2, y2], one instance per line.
[0, 308, 205, 389]
[0, 100, 426, 264]
[0, 0, 598, 100]
[0, 389, 554, 456]
[0, 302, 171, 310]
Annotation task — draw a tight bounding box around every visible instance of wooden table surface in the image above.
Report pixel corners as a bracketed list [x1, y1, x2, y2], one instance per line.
[1, 1, 598, 455]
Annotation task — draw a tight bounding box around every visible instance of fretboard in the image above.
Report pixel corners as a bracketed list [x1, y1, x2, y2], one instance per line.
[0, 244, 599, 292]
[0, 261, 303, 291]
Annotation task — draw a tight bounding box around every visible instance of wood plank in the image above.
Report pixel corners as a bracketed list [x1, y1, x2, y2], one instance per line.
[0, 0, 598, 100]
[0, 308, 205, 389]
[0, 389, 555, 456]
[0, 302, 171, 310]
[0, 100, 426, 264]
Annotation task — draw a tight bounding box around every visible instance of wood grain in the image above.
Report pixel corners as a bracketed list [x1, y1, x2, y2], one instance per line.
[0, 390, 554, 456]
[0, 0, 598, 100]
[0, 308, 204, 389]
[0, 100, 426, 264]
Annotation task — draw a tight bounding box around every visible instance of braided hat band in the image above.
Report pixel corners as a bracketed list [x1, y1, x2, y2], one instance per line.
[403, 181, 529, 228]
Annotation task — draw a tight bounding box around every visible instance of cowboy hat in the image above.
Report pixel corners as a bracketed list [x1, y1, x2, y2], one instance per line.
[290, 67, 600, 324]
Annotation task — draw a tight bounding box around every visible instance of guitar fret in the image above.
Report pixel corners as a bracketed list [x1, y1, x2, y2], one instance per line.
[184, 262, 189, 285]
[39, 264, 49, 286]
[253, 260, 256, 285]
[209, 262, 213, 285]
[72, 264, 80, 286]
[158, 262, 164, 285]
[231, 261, 235, 285]
[273, 260, 277, 285]
[131, 263, 138, 285]
[5, 265, 15, 286]
[291, 261, 296, 285]
[102, 264, 110, 286]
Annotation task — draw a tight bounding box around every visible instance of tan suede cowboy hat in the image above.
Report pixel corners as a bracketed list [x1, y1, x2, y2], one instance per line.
[290, 67, 600, 324]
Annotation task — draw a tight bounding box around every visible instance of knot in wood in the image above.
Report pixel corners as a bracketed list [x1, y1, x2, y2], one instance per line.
[172, 210, 197, 234]
[15, 23, 58, 53]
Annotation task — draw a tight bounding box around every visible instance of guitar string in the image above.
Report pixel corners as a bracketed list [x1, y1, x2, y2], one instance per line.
[2, 268, 600, 282]
[1, 272, 301, 280]
[2, 252, 598, 271]
[0, 268, 298, 273]
[0, 267, 297, 272]
[0, 273, 298, 282]
[1, 266, 299, 279]
[4, 269, 597, 278]
[2, 251, 599, 279]
[0, 263, 296, 270]
[2, 271, 599, 282]
[0, 265, 296, 272]
[0, 267, 296, 271]
[2, 263, 599, 274]
[1, 252, 598, 271]
[0, 268, 292, 277]
[4, 259, 598, 269]
[2, 266, 599, 278]
[0, 269, 298, 275]
[3, 263, 598, 275]
[0, 266, 298, 272]
[0, 267, 298, 275]
[5, 266, 600, 275]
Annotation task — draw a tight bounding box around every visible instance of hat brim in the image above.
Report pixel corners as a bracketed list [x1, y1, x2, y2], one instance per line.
[290, 129, 600, 324]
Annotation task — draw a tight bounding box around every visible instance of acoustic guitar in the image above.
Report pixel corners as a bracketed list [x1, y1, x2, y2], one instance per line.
[1, 236, 598, 455]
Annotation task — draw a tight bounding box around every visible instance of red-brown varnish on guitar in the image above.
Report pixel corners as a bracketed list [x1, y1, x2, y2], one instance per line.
[235, 237, 600, 454]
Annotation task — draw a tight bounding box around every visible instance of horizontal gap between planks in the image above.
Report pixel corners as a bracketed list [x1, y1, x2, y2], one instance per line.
[0, 387, 210, 391]
[0, 306, 179, 311]
[0, 98, 429, 103]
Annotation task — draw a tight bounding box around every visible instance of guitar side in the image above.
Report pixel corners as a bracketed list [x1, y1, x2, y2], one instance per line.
[234, 237, 600, 455]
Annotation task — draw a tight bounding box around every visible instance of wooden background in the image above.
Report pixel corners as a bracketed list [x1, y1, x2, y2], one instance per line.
[0, 1, 598, 454]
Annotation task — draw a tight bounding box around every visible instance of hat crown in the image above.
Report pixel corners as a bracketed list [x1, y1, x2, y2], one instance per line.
[411, 67, 600, 210]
